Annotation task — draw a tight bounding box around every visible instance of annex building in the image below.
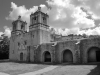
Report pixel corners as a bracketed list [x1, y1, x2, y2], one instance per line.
[9, 7, 100, 64]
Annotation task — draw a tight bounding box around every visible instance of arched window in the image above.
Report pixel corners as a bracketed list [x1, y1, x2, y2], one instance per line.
[43, 17, 46, 24]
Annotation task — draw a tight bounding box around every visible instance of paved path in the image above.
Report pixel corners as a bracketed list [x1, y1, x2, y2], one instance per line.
[19, 66, 58, 75]
[40, 65, 97, 75]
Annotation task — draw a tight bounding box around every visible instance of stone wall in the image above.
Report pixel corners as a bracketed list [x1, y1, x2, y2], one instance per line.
[55, 40, 80, 63]
[34, 43, 55, 63]
[33, 40, 81, 64]
[80, 38, 100, 63]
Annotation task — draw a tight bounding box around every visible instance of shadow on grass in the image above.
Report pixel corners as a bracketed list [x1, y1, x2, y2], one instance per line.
[87, 65, 100, 75]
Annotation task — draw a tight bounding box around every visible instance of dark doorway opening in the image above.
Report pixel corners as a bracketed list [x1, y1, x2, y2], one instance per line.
[63, 50, 73, 63]
[20, 53, 23, 61]
[44, 51, 51, 62]
[96, 51, 100, 62]
[88, 47, 100, 62]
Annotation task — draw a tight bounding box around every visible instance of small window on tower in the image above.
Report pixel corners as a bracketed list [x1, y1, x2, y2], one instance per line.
[34, 17, 37, 23]
[43, 17, 46, 20]
[43, 17, 46, 24]
[18, 42, 20, 46]
[21, 24, 24, 29]
[24, 41, 27, 45]
[33, 35, 34, 38]
[34, 17, 36, 20]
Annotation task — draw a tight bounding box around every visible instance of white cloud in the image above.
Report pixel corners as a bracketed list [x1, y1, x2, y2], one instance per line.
[47, 0, 76, 28]
[6, 2, 38, 24]
[51, 26, 100, 36]
[47, 0, 95, 29]
[50, 27, 81, 35]
[3, 26, 11, 38]
[79, 27, 100, 35]
[46, 0, 71, 7]
[72, 6, 95, 29]
[70, 0, 100, 19]
[0, 26, 11, 38]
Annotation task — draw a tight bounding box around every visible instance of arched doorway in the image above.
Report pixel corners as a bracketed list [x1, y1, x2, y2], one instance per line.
[43, 51, 51, 62]
[62, 50, 73, 63]
[88, 47, 100, 62]
[20, 53, 23, 61]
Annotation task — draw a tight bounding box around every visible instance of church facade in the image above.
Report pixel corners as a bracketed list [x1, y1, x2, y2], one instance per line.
[9, 7, 100, 64]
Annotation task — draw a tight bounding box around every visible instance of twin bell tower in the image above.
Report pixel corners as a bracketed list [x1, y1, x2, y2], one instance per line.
[11, 6, 51, 45]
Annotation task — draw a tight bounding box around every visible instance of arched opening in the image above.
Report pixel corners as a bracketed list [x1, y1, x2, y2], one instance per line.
[20, 53, 23, 61]
[43, 51, 51, 62]
[88, 47, 100, 62]
[62, 50, 73, 63]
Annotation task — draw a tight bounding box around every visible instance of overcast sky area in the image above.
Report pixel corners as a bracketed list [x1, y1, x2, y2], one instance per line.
[1, 0, 100, 37]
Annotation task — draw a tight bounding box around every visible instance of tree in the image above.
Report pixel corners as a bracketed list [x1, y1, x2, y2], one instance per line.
[0, 34, 9, 59]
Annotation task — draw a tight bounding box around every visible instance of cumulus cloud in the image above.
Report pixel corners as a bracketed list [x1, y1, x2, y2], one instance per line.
[70, 0, 100, 19]
[0, 26, 11, 38]
[6, 2, 49, 31]
[47, 0, 97, 35]
[6, 0, 100, 36]
[3, 26, 11, 38]
[6, 2, 38, 24]
[47, 0, 96, 28]
[70, 6, 95, 29]
[51, 26, 100, 36]
[79, 27, 100, 35]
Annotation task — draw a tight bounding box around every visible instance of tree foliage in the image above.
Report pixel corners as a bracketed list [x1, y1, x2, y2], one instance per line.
[0, 35, 9, 59]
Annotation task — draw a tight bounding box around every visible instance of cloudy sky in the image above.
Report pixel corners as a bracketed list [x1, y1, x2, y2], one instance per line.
[1, 0, 100, 37]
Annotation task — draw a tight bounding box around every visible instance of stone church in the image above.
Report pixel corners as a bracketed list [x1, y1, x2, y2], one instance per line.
[9, 7, 100, 64]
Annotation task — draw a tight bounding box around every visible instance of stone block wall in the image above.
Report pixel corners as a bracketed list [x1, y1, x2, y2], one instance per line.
[79, 38, 100, 63]
[55, 40, 80, 63]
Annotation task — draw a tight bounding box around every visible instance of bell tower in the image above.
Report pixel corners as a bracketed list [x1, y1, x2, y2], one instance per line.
[12, 16, 27, 31]
[11, 16, 27, 42]
[29, 6, 50, 45]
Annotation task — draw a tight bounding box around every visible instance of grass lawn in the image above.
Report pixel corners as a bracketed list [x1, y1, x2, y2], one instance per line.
[0, 62, 49, 75]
